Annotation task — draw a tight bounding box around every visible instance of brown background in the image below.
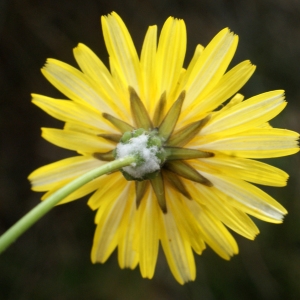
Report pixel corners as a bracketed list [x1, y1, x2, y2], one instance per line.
[1, 0, 300, 299]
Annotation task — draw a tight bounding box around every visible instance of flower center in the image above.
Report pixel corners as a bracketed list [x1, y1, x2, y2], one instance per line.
[114, 128, 167, 181]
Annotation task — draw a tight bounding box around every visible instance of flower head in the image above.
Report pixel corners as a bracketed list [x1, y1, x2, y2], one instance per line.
[29, 12, 299, 284]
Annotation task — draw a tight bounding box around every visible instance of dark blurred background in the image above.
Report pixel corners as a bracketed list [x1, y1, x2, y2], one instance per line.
[1, 0, 300, 299]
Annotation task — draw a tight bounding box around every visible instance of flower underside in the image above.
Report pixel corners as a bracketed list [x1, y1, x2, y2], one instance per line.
[94, 87, 213, 213]
[28, 11, 299, 284]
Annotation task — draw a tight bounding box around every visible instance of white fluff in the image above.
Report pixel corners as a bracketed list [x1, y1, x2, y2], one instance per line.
[116, 134, 161, 178]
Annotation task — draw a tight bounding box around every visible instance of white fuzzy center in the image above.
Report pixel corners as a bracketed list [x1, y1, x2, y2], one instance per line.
[116, 134, 161, 179]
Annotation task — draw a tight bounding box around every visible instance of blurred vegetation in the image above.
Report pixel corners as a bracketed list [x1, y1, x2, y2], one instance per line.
[0, 0, 300, 299]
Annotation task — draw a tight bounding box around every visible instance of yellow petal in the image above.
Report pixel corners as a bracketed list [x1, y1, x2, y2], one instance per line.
[28, 155, 104, 191]
[185, 201, 239, 259]
[193, 128, 299, 158]
[101, 12, 142, 95]
[42, 59, 116, 115]
[87, 172, 126, 211]
[91, 183, 134, 263]
[140, 25, 157, 113]
[166, 186, 206, 254]
[174, 44, 204, 98]
[138, 188, 160, 279]
[41, 174, 105, 204]
[195, 155, 288, 186]
[32, 94, 117, 133]
[186, 181, 259, 239]
[42, 128, 114, 153]
[73, 43, 130, 120]
[118, 187, 139, 269]
[108, 55, 129, 101]
[183, 28, 238, 108]
[202, 171, 287, 223]
[159, 207, 196, 284]
[64, 121, 102, 136]
[201, 90, 286, 135]
[155, 17, 186, 102]
[179, 61, 255, 125]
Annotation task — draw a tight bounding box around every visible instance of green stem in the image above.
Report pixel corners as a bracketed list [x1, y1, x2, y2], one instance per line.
[0, 156, 136, 254]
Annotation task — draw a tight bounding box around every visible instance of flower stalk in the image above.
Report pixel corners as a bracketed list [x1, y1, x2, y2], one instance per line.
[0, 156, 136, 254]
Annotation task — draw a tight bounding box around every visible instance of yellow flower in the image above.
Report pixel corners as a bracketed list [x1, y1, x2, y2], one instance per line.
[28, 12, 299, 284]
